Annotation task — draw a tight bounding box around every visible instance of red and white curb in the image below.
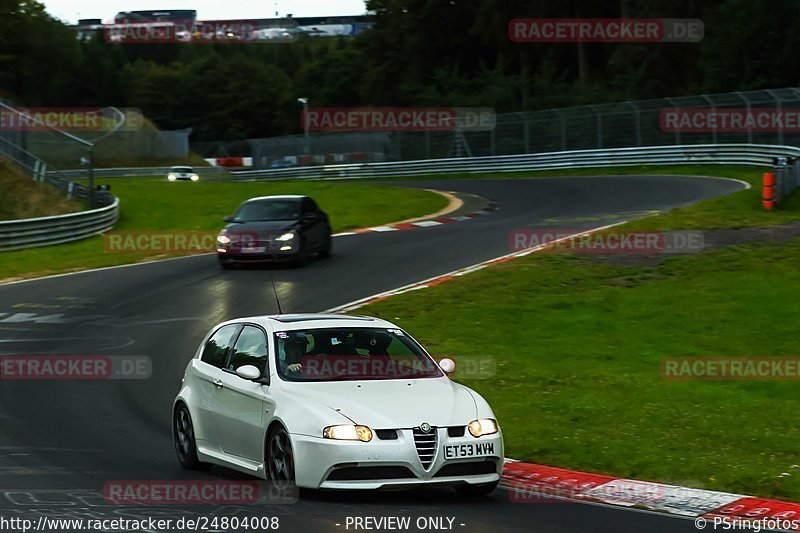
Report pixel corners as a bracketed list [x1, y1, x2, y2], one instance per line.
[334, 201, 498, 237]
[502, 460, 800, 528]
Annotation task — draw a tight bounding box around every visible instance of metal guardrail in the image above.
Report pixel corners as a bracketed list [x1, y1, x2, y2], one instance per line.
[232, 143, 800, 180]
[48, 166, 229, 179]
[0, 198, 119, 252]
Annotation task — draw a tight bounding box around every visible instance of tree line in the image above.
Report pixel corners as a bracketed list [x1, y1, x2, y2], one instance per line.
[2, 0, 799, 141]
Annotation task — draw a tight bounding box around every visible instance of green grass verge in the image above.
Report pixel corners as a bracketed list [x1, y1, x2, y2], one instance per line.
[358, 166, 800, 500]
[0, 178, 448, 282]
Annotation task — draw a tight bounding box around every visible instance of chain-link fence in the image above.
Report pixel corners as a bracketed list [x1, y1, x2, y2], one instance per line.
[207, 87, 800, 169]
[0, 101, 115, 208]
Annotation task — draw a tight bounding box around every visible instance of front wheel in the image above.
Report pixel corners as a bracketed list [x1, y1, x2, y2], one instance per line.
[454, 480, 499, 496]
[267, 426, 296, 486]
[319, 234, 332, 258]
[174, 404, 212, 470]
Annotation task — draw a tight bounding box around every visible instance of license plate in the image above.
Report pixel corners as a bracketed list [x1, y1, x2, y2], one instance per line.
[444, 442, 495, 459]
[241, 245, 266, 254]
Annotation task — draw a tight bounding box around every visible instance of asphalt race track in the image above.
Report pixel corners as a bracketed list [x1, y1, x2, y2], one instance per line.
[0, 176, 746, 532]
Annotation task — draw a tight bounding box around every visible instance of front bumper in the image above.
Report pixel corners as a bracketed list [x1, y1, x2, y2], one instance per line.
[291, 428, 503, 490]
[217, 250, 300, 264]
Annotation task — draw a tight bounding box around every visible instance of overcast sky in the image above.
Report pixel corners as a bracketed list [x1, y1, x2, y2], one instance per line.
[42, 0, 369, 23]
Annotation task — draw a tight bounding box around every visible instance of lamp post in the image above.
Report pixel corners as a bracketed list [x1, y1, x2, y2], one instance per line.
[297, 97, 310, 156]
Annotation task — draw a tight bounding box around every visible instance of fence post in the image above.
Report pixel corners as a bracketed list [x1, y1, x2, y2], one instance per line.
[523, 119, 530, 154]
[591, 105, 602, 149]
[67, 181, 74, 198]
[766, 89, 784, 146]
[736, 91, 753, 144]
[556, 109, 566, 151]
[626, 101, 641, 146]
[701, 95, 718, 145]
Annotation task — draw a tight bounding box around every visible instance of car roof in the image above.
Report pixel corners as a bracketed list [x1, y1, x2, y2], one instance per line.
[245, 195, 306, 202]
[221, 313, 398, 331]
[170, 166, 193, 170]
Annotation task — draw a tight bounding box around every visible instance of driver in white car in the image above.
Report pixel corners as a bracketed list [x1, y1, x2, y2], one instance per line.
[280, 334, 308, 374]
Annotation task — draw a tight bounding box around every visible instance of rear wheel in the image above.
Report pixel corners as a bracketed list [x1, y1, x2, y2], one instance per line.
[454, 480, 499, 496]
[174, 404, 211, 470]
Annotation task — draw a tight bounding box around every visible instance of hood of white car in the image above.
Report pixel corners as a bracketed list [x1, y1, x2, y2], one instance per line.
[283, 377, 478, 429]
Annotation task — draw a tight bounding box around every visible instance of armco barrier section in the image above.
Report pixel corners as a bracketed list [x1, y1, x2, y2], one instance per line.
[0, 198, 119, 252]
[47, 166, 229, 179]
[231, 144, 800, 181]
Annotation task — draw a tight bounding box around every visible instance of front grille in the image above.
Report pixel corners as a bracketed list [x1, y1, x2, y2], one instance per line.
[434, 460, 498, 478]
[326, 466, 415, 481]
[413, 426, 438, 470]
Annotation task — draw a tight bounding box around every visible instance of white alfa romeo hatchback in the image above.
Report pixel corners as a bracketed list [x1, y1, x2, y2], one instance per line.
[172, 314, 503, 494]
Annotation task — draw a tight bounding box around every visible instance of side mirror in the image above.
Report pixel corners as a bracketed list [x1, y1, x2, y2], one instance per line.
[236, 365, 262, 381]
[439, 358, 456, 374]
[303, 212, 316, 221]
[223, 216, 235, 223]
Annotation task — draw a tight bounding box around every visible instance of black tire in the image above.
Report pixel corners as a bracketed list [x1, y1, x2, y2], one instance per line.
[454, 480, 499, 496]
[319, 233, 332, 258]
[173, 404, 212, 470]
[292, 240, 309, 267]
[266, 426, 296, 487]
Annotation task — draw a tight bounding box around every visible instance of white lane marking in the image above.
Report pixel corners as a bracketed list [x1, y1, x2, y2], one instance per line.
[412, 220, 443, 227]
[369, 226, 399, 232]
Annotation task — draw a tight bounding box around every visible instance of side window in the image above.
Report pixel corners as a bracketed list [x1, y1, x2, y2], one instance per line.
[200, 325, 240, 369]
[228, 326, 269, 375]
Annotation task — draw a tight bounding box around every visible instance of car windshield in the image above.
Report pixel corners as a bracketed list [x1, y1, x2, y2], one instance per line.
[170, 167, 193, 173]
[235, 200, 300, 222]
[274, 327, 444, 382]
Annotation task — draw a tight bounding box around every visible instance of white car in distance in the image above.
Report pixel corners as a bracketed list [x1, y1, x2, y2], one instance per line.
[167, 166, 199, 181]
[173, 314, 503, 494]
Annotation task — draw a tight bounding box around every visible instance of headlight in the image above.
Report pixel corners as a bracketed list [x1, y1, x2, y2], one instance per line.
[468, 418, 498, 438]
[217, 234, 231, 245]
[167, 174, 176, 181]
[191, 174, 199, 181]
[276, 232, 296, 242]
[323, 424, 373, 442]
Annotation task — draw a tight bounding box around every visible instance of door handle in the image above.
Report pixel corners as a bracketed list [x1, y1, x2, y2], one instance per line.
[213, 379, 224, 389]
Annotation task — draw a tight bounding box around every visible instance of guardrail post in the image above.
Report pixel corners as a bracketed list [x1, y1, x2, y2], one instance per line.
[33, 160, 40, 181]
[67, 181, 74, 198]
